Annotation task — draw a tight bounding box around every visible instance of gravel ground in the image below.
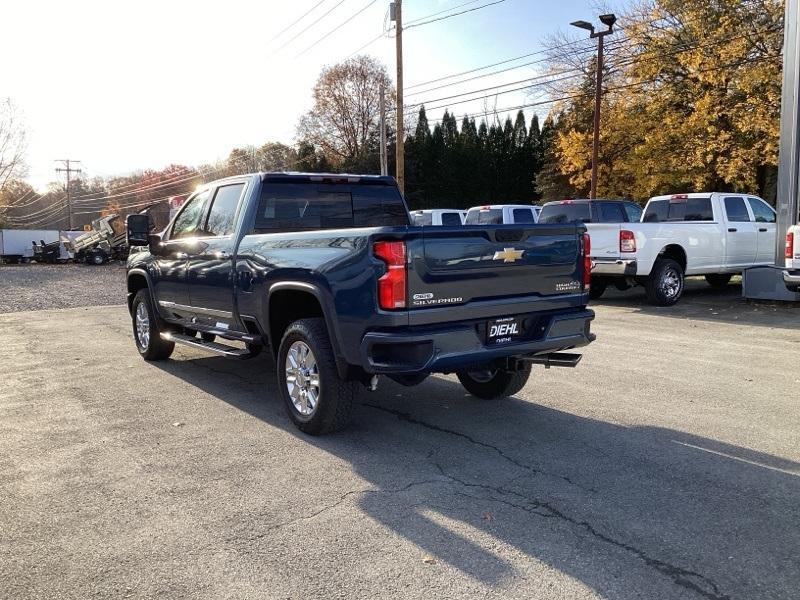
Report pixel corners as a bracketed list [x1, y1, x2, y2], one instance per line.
[0, 263, 127, 313]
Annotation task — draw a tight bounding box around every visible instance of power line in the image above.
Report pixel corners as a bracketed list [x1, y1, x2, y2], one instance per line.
[274, 0, 349, 53]
[270, 0, 328, 42]
[421, 52, 783, 125]
[296, 0, 378, 57]
[404, 0, 507, 30]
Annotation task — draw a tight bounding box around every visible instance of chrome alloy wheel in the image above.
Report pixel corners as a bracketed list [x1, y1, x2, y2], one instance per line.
[135, 302, 150, 349]
[660, 266, 682, 299]
[285, 341, 320, 416]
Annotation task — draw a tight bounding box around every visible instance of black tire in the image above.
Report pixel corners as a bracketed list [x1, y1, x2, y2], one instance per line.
[589, 281, 607, 300]
[644, 258, 684, 306]
[131, 289, 174, 361]
[88, 250, 107, 265]
[277, 318, 358, 435]
[200, 332, 216, 342]
[456, 364, 532, 400]
[705, 273, 733, 288]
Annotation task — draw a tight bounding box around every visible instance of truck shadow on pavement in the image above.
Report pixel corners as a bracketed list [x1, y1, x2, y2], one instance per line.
[155, 355, 800, 599]
[595, 279, 800, 330]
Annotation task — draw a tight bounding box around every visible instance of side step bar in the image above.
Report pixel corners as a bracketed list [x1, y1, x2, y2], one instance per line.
[524, 352, 583, 369]
[161, 332, 254, 359]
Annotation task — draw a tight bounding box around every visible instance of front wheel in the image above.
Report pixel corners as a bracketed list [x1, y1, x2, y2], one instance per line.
[645, 258, 684, 306]
[456, 364, 532, 400]
[277, 318, 358, 435]
[131, 289, 174, 360]
[705, 273, 733, 288]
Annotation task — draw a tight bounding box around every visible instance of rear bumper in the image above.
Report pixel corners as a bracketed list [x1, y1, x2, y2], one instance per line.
[592, 257, 637, 276]
[360, 309, 595, 374]
[783, 270, 800, 288]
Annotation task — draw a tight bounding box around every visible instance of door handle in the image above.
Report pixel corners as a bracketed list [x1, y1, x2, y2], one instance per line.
[727, 228, 737, 233]
[759, 228, 768, 232]
[175, 252, 189, 259]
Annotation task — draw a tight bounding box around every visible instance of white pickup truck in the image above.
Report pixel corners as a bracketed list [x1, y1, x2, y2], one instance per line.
[587, 193, 777, 305]
[785, 224, 800, 290]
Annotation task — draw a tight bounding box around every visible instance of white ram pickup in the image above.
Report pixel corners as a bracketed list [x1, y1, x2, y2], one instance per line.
[590, 192, 777, 305]
[785, 224, 800, 290]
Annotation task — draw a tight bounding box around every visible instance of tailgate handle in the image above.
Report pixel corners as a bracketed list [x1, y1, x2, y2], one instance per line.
[495, 229, 524, 242]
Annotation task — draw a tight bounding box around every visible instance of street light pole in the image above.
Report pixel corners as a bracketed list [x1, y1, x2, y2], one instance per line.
[571, 14, 616, 199]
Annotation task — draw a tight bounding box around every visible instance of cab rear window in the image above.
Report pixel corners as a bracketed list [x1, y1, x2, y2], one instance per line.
[253, 182, 409, 232]
[538, 203, 591, 224]
[644, 198, 713, 222]
[465, 209, 503, 225]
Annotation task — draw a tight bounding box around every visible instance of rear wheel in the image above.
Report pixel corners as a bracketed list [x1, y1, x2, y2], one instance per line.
[131, 289, 174, 360]
[277, 318, 357, 435]
[589, 281, 607, 300]
[705, 273, 733, 288]
[645, 258, 684, 306]
[456, 364, 532, 400]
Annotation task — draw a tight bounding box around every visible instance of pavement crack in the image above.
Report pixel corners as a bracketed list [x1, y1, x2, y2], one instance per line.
[236, 478, 445, 543]
[361, 402, 597, 493]
[435, 463, 729, 600]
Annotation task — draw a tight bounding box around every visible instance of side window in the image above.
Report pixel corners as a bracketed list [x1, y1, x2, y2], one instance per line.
[171, 190, 210, 239]
[254, 184, 353, 232]
[441, 212, 462, 226]
[724, 196, 751, 222]
[748, 197, 776, 223]
[512, 208, 535, 224]
[205, 183, 245, 236]
[623, 202, 643, 223]
[597, 202, 625, 223]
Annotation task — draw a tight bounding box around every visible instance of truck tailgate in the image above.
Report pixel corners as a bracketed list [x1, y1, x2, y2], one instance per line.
[586, 223, 622, 260]
[406, 224, 586, 324]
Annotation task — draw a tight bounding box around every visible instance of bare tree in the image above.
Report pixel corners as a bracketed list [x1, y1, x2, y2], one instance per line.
[297, 56, 395, 168]
[0, 99, 28, 192]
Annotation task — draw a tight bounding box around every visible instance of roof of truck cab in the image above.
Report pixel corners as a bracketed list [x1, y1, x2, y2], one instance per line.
[541, 198, 626, 206]
[648, 193, 717, 202]
[466, 204, 538, 211]
[259, 172, 396, 184]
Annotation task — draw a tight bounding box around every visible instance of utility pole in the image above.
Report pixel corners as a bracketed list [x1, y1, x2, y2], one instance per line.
[391, 0, 404, 194]
[379, 84, 388, 176]
[55, 159, 82, 230]
[570, 14, 616, 199]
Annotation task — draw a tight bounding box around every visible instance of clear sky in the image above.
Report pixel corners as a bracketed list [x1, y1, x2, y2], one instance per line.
[2, 0, 625, 190]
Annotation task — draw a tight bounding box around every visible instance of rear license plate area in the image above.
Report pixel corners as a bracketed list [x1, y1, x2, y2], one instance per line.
[485, 316, 525, 345]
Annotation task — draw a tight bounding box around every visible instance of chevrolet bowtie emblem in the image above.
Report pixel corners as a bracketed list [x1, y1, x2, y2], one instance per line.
[493, 247, 525, 263]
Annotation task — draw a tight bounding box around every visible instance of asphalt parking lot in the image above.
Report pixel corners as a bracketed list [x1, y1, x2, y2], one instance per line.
[1, 265, 799, 599]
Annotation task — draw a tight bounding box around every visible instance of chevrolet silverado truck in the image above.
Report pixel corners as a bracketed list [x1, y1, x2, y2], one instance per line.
[568, 193, 776, 305]
[125, 173, 595, 435]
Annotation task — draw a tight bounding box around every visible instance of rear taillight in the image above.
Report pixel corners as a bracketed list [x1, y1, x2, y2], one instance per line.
[374, 240, 406, 310]
[620, 229, 636, 253]
[786, 232, 795, 259]
[582, 233, 591, 289]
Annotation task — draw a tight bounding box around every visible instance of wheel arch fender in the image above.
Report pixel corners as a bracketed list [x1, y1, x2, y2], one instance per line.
[127, 268, 155, 315]
[657, 244, 687, 272]
[265, 280, 348, 379]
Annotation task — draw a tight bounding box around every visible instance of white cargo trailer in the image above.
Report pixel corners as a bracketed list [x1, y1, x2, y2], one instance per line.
[0, 229, 61, 263]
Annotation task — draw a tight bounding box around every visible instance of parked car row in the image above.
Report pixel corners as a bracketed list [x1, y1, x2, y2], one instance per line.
[413, 193, 781, 306]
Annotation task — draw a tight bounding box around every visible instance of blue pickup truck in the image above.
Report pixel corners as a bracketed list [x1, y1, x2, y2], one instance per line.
[125, 173, 595, 434]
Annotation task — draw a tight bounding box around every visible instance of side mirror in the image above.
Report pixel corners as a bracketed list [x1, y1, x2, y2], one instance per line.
[126, 214, 150, 246]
